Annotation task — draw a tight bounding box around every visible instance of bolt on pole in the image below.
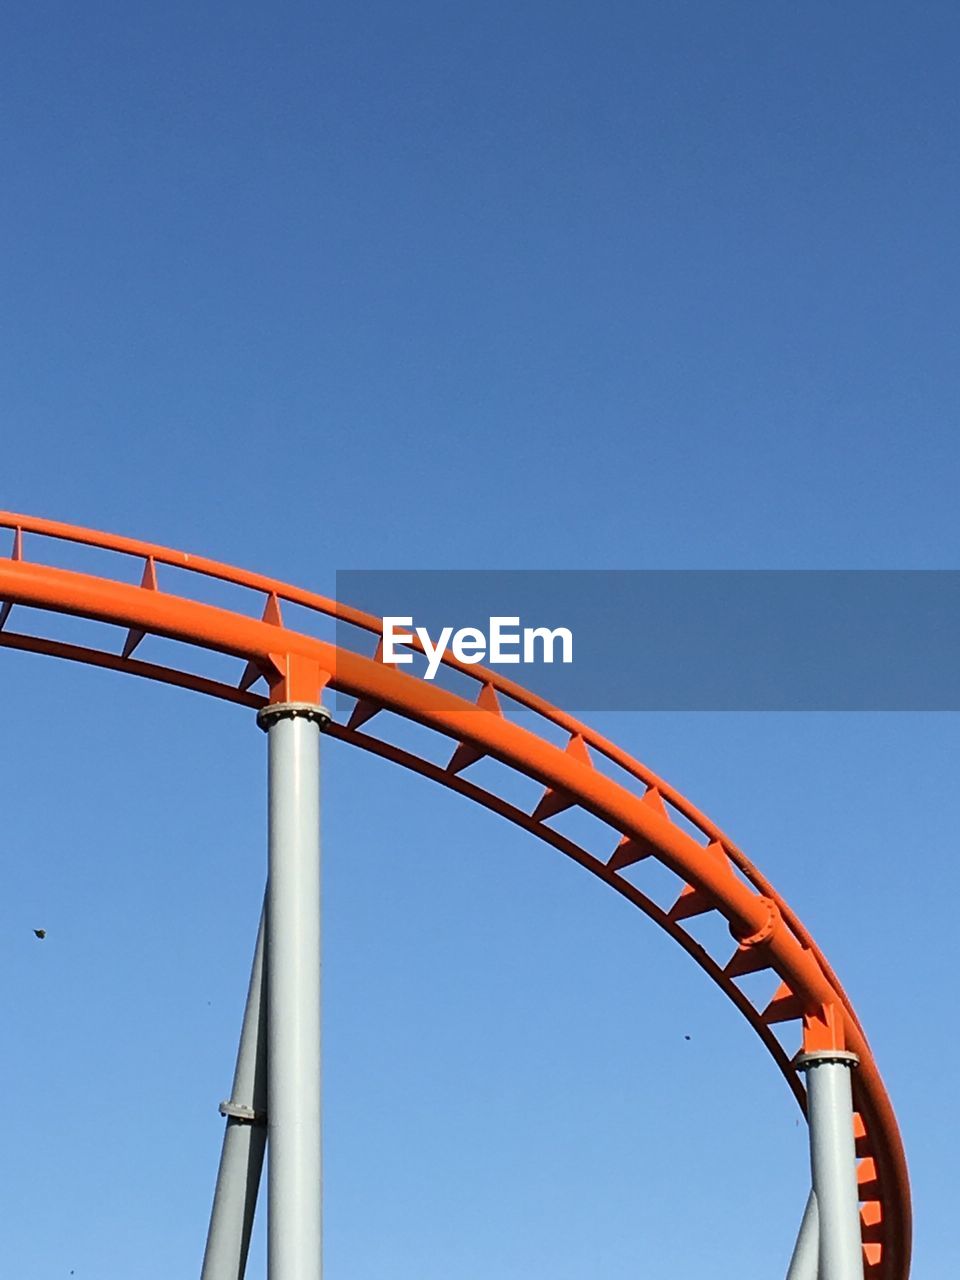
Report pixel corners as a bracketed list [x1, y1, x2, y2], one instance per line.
[796, 1050, 864, 1280]
[258, 702, 330, 1280]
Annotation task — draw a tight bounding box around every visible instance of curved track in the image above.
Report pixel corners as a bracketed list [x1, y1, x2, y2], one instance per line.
[0, 512, 909, 1278]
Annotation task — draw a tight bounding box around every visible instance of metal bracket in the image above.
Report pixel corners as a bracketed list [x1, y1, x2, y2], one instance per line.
[219, 1099, 267, 1126]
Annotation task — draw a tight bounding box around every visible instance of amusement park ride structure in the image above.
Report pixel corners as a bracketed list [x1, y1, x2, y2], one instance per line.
[0, 511, 909, 1280]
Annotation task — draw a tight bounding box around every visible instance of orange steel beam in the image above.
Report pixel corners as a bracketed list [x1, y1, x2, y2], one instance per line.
[0, 512, 909, 1280]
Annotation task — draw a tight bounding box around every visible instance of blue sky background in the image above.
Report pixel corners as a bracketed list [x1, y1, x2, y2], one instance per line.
[1, 2, 957, 1276]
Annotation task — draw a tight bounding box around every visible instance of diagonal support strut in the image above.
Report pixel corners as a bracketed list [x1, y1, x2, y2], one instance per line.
[201, 903, 269, 1280]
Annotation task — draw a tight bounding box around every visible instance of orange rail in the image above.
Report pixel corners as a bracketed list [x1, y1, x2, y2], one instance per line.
[0, 511, 910, 1279]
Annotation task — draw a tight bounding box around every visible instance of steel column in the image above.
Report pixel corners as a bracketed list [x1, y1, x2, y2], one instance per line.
[201, 905, 269, 1280]
[797, 1051, 863, 1280]
[786, 1189, 819, 1280]
[259, 702, 329, 1280]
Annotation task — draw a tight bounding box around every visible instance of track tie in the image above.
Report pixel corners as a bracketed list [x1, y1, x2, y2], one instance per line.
[605, 788, 671, 871]
[704, 838, 735, 871]
[530, 733, 593, 822]
[260, 591, 282, 626]
[140, 555, 158, 591]
[862, 1243, 883, 1272]
[723, 940, 773, 979]
[344, 639, 388, 729]
[604, 788, 680, 870]
[761, 981, 807, 1024]
[235, 594, 286, 691]
[120, 558, 160, 658]
[857, 1157, 880, 1199]
[474, 681, 503, 716]
[122, 628, 146, 659]
[853, 1111, 871, 1158]
[444, 684, 504, 774]
[238, 660, 265, 692]
[860, 1198, 882, 1226]
[860, 1199, 884, 1242]
[446, 740, 484, 774]
[346, 697, 380, 730]
[640, 786, 669, 819]
[1, 527, 27, 630]
[668, 883, 715, 921]
[530, 786, 573, 822]
[607, 832, 655, 871]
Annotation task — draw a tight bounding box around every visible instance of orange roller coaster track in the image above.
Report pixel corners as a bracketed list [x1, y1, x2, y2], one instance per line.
[0, 511, 909, 1279]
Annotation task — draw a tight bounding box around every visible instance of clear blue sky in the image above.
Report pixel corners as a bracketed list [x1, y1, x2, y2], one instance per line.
[2, 3, 957, 1276]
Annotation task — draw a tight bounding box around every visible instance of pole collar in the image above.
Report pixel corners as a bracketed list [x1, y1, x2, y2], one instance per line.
[257, 702, 332, 732]
[219, 1099, 267, 1126]
[794, 1049, 860, 1071]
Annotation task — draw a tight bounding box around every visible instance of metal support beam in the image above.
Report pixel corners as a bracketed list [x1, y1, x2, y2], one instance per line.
[796, 1050, 864, 1280]
[786, 1189, 819, 1280]
[259, 702, 330, 1280]
[201, 905, 269, 1280]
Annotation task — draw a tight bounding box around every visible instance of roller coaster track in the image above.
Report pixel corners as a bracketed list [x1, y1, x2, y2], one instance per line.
[0, 511, 910, 1278]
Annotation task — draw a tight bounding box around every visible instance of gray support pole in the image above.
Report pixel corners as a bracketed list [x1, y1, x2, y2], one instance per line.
[201, 906, 269, 1280]
[796, 1051, 864, 1280]
[786, 1189, 819, 1280]
[258, 702, 330, 1280]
